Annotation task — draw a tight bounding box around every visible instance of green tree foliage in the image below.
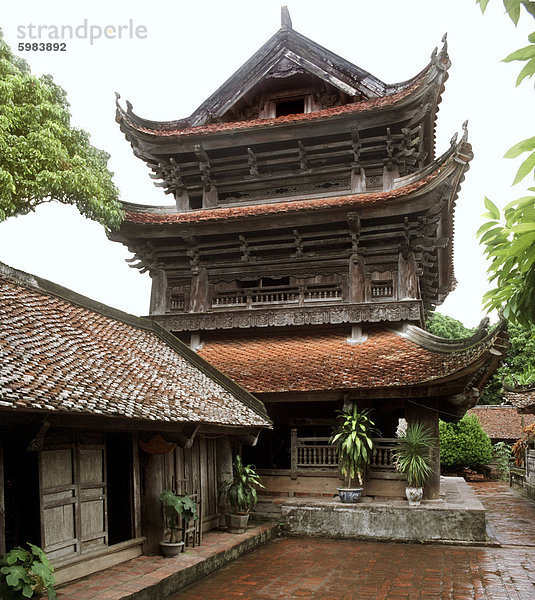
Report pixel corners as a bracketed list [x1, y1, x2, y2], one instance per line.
[0, 30, 122, 229]
[426, 312, 475, 339]
[439, 414, 493, 471]
[480, 321, 535, 403]
[476, 1, 535, 326]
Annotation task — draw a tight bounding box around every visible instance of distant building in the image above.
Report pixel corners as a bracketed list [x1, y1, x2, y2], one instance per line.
[467, 405, 535, 444]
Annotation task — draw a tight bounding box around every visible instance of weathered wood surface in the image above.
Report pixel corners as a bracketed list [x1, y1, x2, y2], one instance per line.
[0, 440, 5, 554]
[39, 433, 107, 562]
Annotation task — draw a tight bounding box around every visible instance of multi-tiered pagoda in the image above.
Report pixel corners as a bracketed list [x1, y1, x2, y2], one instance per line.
[112, 10, 506, 499]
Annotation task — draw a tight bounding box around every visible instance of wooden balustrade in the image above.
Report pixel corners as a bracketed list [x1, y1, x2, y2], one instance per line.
[289, 431, 399, 479]
[212, 284, 342, 309]
[368, 438, 398, 471]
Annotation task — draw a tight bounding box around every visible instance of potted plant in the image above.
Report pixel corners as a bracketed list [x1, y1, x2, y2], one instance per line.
[0, 543, 57, 599]
[330, 405, 377, 503]
[218, 456, 264, 533]
[395, 421, 435, 506]
[158, 490, 198, 557]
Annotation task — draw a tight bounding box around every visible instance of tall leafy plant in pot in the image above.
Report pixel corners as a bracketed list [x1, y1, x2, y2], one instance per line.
[158, 490, 198, 556]
[218, 456, 264, 533]
[330, 405, 377, 503]
[395, 421, 435, 506]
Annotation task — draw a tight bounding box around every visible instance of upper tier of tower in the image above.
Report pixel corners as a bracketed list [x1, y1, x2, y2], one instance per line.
[116, 15, 450, 212]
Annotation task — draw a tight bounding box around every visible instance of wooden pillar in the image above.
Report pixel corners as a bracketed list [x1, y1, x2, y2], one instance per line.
[203, 185, 218, 208]
[382, 165, 399, 191]
[190, 267, 209, 313]
[149, 269, 167, 315]
[290, 428, 298, 480]
[131, 433, 142, 540]
[348, 254, 366, 303]
[398, 250, 418, 300]
[350, 167, 366, 193]
[405, 400, 440, 499]
[140, 453, 165, 554]
[216, 438, 233, 526]
[0, 439, 5, 554]
[175, 189, 190, 211]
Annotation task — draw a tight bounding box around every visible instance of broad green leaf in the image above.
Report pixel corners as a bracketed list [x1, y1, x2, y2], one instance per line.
[509, 222, 535, 233]
[504, 0, 522, 24]
[503, 44, 535, 62]
[477, 0, 490, 12]
[480, 226, 506, 244]
[529, 32, 535, 43]
[504, 195, 535, 211]
[476, 221, 499, 237]
[516, 56, 535, 85]
[513, 149, 535, 184]
[508, 232, 535, 254]
[504, 137, 535, 159]
[484, 197, 501, 219]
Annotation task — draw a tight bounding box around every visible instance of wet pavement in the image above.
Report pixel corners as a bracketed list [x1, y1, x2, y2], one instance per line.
[170, 482, 535, 600]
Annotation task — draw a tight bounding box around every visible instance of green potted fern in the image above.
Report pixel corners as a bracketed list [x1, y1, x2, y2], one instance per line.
[395, 421, 435, 506]
[218, 456, 264, 533]
[0, 543, 57, 599]
[330, 405, 377, 502]
[158, 490, 198, 556]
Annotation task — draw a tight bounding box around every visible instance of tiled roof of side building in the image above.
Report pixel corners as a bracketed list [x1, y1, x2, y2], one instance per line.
[0, 263, 270, 427]
[505, 385, 535, 414]
[467, 405, 535, 439]
[197, 325, 506, 395]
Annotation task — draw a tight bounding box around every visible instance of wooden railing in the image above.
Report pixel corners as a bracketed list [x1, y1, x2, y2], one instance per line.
[212, 284, 342, 309]
[289, 430, 399, 480]
[369, 438, 398, 471]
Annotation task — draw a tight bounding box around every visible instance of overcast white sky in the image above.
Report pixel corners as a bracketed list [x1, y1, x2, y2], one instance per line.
[0, 0, 533, 326]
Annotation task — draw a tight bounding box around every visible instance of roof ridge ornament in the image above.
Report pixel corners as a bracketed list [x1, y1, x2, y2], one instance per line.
[441, 33, 448, 56]
[281, 6, 293, 30]
[461, 120, 469, 142]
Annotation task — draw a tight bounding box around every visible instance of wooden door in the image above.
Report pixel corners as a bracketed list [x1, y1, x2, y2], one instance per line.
[39, 433, 107, 562]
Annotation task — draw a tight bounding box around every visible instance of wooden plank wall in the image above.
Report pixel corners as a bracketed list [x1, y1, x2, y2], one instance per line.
[141, 434, 223, 554]
[0, 440, 5, 554]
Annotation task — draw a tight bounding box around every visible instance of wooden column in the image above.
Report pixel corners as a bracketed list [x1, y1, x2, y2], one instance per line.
[216, 438, 233, 526]
[398, 250, 418, 300]
[149, 269, 167, 315]
[405, 400, 440, 499]
[290, 428, 298, 480]
[350, 168, 366, 193]
[382, 165, 399, 191]
[131, 433, 142, 540]
[0, 439, 5, 554]
[140, 453, 165, 554]
[348, 254, 366, 303]
[190, 268, 209, 313]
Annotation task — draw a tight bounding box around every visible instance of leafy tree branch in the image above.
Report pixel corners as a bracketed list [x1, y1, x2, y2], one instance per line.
[476, 1, 535, 326]
[0, 30, 123, 230]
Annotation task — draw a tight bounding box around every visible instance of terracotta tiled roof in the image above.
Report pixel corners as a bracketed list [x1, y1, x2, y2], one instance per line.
[505, 386, 535, 414]
[197, 327, 502, 394]
[124, 175, 435, 225]
[0, 264, 270, 427]
[467, 406, 535, 440]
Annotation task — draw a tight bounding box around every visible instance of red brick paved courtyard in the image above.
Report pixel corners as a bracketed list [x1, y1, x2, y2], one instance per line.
[170, 482, 535, 600]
